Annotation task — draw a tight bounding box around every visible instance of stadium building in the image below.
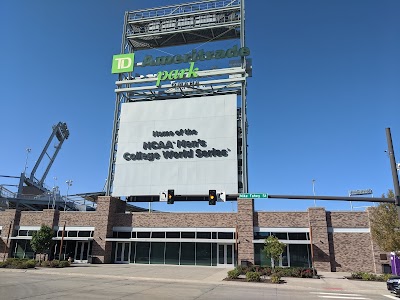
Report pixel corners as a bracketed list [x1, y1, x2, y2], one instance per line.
[0, 0, 391, 274]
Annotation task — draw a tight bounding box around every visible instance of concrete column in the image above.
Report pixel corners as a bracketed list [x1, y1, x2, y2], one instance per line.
[237, 198, 254, 265]
[308, 207, 331, 272]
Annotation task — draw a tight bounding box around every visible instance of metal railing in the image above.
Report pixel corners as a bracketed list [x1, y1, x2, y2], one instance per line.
[127, 0, 240, 21]
[0, 185, 16, 198]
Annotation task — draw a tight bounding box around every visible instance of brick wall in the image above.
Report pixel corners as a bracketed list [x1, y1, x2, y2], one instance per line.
[331, 232, 374, 272]
[329, 212, 370, 227]
[308, 208, 331, 271]
[114, 212, 236, 228]
[0, 210, 20, 261]
[327, 211, 375, 272]
[255, 212, 309, 227]
[237, 199, 254, 265]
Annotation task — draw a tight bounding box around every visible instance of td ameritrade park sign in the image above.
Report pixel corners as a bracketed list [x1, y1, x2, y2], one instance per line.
[111, 45, 250, 74]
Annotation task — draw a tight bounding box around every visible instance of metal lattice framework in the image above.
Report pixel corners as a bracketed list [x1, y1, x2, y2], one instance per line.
[106, 0, 249, 198]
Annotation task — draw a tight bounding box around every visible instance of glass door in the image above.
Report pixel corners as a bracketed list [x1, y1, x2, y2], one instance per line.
[74, 241, 90, 263]
[115, 242, 130, 263]
[217, 244, 234, 267]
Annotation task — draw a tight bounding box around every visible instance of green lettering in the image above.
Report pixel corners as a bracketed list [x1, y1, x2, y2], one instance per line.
[205, 51, 215, 60]
[143, 55, 155, 66]
[215, 50, 225, 59]
[168, 69, 179, 80]
[173, 55, 183, 64]
[182, 54, 191, 63]
[164, 56, 174, 65]
[225, 45, 238, 58]
[156, 71, 168, 86]
[156, 56, 172, 65]
[179, 68, 188, 79]
[239, 47, 251, 56]
[186, 62, 198, 78]
[197, 50, 206, 61]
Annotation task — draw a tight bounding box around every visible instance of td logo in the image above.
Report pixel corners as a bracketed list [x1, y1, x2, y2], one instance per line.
[112, 53, 135, 74]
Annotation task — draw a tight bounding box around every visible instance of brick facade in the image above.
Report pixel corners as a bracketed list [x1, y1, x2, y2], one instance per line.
[0, 196, 390, 273]
[237, 199, 254, 265]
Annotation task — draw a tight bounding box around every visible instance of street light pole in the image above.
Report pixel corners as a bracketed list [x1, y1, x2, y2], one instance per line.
[65, 180, 73, 211]
[23, 148, 31, 175]
[312, 179, 316, 207]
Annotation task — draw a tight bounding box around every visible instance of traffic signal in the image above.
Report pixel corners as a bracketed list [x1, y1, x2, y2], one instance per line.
[209, 190, 217, 205]
[167, 189, 175, 204]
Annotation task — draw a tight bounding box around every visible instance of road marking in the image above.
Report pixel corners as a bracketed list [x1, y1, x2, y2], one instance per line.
[310, 292, 369, 299]
[310, 292, 362, 296]
[317, 297, 368, 299]
[383, 295, 400, 299]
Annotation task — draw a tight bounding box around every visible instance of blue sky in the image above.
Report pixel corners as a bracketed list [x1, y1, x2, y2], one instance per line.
[1, 0, 399, 212]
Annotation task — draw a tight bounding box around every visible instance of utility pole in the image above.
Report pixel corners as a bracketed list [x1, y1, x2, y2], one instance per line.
[385, 128, 400, 220]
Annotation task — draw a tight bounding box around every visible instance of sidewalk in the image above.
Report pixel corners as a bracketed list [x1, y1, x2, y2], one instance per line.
[1, 264, 389, 295]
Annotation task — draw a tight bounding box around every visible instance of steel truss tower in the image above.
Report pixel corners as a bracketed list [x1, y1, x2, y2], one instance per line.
[106, 0, 249, 197]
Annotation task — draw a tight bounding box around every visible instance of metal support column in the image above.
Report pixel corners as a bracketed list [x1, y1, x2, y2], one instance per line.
[385, 128, 400, 221]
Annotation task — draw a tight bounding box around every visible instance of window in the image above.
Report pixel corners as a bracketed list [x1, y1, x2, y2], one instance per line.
[288, 233, 308, 240]
[181, 232, 195, 239]
[151, 232, 165, 238]
[218, 232, 233, 239]
[135, 242, 150, 264]
[18, 230, 28, 236]
[197, 232, 211, 239]
[196, 243, 211, 266]
[254, 244, 271, 266]
[166, 232, 180, 238]
[165, 242, 180, 265]
[117, 232, 131, 238]
[212, 243, 218, 266]
[180, 243, 195, 265]
[271, 232, 287, 240]
[68, 231, 77, 237]
[78, 231, 92, 238]
[289, 244, 311, 268]
[254, 232, 270, 239]
[137, 232, 150, 238]
[130, 242, 136, 263]
[150, 242, 165, 264]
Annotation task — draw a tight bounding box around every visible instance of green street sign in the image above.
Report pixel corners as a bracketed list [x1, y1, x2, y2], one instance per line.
[238, 193, 268, 199]
[112, 53, 135, 74]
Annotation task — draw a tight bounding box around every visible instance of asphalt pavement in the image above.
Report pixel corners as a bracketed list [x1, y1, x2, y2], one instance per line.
[0, 264, 394, 299]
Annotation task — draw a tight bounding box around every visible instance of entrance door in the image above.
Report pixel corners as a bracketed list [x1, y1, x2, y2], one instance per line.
[115, 242, 130, 263]
[74, 241, 90, 263]
[217, 244, 234, 267]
